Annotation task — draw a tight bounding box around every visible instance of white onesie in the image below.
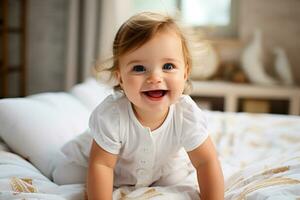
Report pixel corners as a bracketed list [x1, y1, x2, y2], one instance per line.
[89, 92, 208, 187]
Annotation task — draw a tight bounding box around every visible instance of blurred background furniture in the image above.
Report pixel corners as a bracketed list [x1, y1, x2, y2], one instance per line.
[191, 81, 300, 115]
[0, 0, 27, 98]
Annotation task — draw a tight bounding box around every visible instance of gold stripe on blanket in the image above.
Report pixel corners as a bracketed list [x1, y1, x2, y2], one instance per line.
[237, 177, 300, 200]
[262, 166, 290, 175]
[120, 188, 162, 200]
[10, 177, 38, 193]
[225, 165, 292, 192]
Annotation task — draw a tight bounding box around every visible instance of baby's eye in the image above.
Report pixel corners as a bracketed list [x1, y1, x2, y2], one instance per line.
[163, 63, 175, 70]
[132, 65, 146, 72]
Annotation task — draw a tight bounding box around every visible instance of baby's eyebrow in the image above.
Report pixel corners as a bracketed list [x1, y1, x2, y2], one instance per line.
[125, 58, 182, 66]
[126, 60, 144, 66]
[162, 58, 182, 63]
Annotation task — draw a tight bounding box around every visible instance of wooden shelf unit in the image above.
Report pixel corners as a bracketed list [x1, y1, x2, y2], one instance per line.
[191, 81, 300, 115]
[0, 0, 27, 98]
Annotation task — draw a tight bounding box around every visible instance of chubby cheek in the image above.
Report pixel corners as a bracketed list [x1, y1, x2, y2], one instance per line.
[167, 82, 185, 104]
[120, 76, 142, 96]
[122, 76, 139, 88]
[170, 84, 185, 98]
[169, 74, 186, 89]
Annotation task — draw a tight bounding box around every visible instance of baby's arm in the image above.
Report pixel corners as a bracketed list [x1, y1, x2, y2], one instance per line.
[87, 140, 118, 200]
[188, 136, 224, 200]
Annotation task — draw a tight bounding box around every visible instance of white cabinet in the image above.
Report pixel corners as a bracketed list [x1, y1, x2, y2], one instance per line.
[190, 81, 300, 115]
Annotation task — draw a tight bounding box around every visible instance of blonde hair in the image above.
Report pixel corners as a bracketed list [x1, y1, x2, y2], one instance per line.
[95, 12, 192, 93]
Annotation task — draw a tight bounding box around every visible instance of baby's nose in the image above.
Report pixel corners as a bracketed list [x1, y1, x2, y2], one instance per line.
[146, 71, 162, 84]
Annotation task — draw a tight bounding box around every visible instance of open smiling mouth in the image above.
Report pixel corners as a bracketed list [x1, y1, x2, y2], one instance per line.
[142, 90, 168, 99]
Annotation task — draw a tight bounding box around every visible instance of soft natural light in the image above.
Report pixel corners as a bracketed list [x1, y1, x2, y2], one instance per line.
[132, 0, 232, 27]
[132, 0, 178, 16]
[181, 0, 231, 26]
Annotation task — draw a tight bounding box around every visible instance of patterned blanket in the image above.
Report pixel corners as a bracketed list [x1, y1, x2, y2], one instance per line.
[1, 112, 300, 199]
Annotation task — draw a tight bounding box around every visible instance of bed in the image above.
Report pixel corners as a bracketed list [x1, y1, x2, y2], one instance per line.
[0, 78, 299, 200]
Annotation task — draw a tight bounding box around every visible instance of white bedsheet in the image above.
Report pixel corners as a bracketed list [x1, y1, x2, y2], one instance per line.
[1, 112, 300, 199]
[0, 145, 85, 200]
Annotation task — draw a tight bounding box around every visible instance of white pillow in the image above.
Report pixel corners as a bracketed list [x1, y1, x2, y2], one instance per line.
[0, 92, 90, 179]
[70, 78, 112, 112]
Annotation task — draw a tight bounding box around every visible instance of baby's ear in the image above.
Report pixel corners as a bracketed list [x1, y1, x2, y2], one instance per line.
[184, 65, 189, 81]
[115, 69, 123, 85]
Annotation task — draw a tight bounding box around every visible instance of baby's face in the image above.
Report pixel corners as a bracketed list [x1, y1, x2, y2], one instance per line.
[117, 30, 188, 115]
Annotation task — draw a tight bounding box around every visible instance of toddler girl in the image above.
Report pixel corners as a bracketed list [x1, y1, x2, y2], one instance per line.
[87, 12, 224, 200]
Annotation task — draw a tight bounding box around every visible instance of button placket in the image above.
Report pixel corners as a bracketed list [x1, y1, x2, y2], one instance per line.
[139, 159, 147, 166]
[142, 146, 151, 153]
[135, 128, 155, 186]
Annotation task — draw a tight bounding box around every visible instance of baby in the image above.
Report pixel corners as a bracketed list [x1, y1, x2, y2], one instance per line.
[87, 12, 224, 199]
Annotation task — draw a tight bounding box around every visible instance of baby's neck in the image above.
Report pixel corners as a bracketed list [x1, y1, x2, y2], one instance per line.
[133, 106, 169, 131]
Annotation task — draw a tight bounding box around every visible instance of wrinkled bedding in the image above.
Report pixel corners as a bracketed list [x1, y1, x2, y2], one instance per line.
[1, 111, 300, 200]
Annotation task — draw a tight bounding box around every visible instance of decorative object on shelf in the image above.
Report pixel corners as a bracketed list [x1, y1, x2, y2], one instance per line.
[206, 39, 247, 83]
[241, 29, 277, 86]
[213, 61, 248, 83]
[273, 47, 294, 86]
[190, 41, 220, 80]
[242, 99, 270, 113]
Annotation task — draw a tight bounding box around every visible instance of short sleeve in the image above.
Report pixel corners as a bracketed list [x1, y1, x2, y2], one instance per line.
[180, 95, 209, 152]
[89, 94, 121, 154]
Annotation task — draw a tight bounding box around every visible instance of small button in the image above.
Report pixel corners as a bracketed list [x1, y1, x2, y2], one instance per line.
[143, 147, 150, 153]
[137, 169, 147, 176]
[139, 160, 147, 165]
[136, 183, 148, 188]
